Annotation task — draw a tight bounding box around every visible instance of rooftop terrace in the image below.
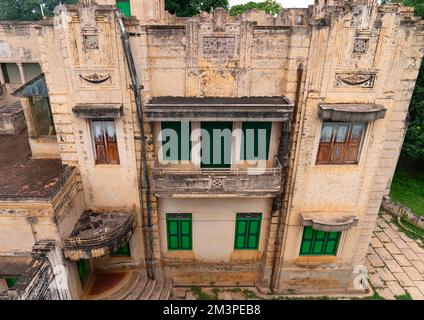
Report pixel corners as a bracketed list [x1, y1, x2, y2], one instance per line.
[0, 131, 70, 201]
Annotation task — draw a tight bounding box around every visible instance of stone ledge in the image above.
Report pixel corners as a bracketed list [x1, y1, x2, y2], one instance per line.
[382, 196, 424, 230]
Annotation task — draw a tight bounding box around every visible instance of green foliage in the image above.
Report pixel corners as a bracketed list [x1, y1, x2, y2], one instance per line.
[383, 1, 424, 165]
[395, 292, 413, 300]
[165, 0, 229, 17]
[0, 0, 78, 21]
[390, 163, 424, 216]
[229, 0, 282, 16]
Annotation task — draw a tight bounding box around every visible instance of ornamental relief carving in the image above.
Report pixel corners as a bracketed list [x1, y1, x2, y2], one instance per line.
[202, 36, 236, 59]
[335, 73, 376, 89]
[83, 34, 99, 50]
[74, 70, 116, 90]
[353, 38, 369, 54]
[79, 72, 111, 84]
[0, 208, 47, 217]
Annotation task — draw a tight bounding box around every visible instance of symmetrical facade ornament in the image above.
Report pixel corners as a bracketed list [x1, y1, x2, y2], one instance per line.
[335, 72, 377, 88]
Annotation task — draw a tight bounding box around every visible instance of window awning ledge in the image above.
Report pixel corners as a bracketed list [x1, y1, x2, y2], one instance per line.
[318, 103, 386, 122]
[72, 104, 123, 119]
[301, 212, 359, 232]
[12, 73, 48, 98]
[145, 96, 294, 122]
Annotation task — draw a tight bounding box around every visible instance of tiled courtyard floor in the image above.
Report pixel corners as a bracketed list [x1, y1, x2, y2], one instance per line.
[365, 212, 424, 300]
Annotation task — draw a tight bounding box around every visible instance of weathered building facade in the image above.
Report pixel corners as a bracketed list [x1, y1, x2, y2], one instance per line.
[0, 0, 423, 299]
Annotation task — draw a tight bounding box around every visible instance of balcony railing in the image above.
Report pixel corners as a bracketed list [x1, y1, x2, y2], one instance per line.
[152, 157, 283, 197]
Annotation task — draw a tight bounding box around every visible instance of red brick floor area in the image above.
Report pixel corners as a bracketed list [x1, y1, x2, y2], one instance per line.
[85, 272, 129, 297]
[0, 131, 68, 200]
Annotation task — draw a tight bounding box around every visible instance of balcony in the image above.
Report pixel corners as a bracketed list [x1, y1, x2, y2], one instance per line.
[152, 158, 283, 197]
[62, 211, 136, 261]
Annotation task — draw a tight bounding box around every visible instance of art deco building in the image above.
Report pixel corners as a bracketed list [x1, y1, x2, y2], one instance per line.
[0, 0, 422, 299]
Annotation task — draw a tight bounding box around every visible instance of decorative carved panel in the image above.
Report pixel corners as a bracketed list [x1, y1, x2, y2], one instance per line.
[83, 34, 99, 50]
[79, 72, 111, 84]
[203, 36, 236, 59]
[211, 178, 225, 190]
[75, 70, 116, 90]
[335, 73, 376, 89]
[353, 38, 369, 54]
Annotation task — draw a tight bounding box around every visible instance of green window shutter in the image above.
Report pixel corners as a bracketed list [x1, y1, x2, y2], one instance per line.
[300, 227, 341, 256]
[234, 213, 262, 250]
[167, 213, 192, 250]
[116, 0, 131, 17]
[76, 260, 89, 281]
[241, 122, 272, 160]
[112, 243, 131, 256]
[201, 122, 232, 168]
[6, 277, 17, 288]
[161, 122, 191, 161]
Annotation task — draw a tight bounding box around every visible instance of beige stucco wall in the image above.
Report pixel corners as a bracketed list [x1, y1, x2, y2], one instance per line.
[158, 198, 272, 262]
[0, 203, 56, 255]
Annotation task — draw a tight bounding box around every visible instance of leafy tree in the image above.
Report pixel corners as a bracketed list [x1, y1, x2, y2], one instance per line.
[165, 0, 229, 17]
[382, 1, 424, 163]
[0, 0, 78, 21]
[229, 0, 283, 16]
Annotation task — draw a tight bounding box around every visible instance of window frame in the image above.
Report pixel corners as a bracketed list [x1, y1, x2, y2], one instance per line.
[112, 243, 131, 257]
[240, 122, 272, 161]
[200, 122, 233, 169]
[166, 213, 192, 251]
[28, 96, 56, 137]
[116, 0, 132, 17]
[161, 121, 192, 162]
[76, 260, 90, 283]
[6, 277, 17, 289]
[90, 119, 120, 165]
[299, 226, 341, 256]
[234, 213, 262, 250]
[316, 121, 367, 165]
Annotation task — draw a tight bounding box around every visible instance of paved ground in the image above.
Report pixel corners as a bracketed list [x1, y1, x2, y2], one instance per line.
[366, 212, 424, 300]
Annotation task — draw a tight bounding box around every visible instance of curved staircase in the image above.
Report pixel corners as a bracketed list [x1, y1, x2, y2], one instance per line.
[98, 271, 172, 300]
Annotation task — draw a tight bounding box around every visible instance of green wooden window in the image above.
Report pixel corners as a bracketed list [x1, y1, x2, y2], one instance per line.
[166, 213, 192, 250]
[161, 122, 191, 161]
[234, 213, 262, 250]
[116, 0, 131, 17]
[241, 122, 272, 160]
[76, 260, 90, 282]
[201, 122, 233, 168]
[6, 277, 17, 288]
[299, 227, 341, 256]
[112, 243, 131, 257]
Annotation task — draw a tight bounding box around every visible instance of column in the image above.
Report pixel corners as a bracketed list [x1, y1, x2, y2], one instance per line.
[17, 63, 26, 84]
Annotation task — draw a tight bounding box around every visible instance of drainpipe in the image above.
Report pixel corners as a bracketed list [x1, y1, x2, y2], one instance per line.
[115, 11, 155, 280]
[269, 63, 303, 292]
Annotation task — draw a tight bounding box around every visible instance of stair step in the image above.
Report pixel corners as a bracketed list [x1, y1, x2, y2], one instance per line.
[149, 280, 164, 300]
[159, 279, 173, 300]
[138, 280, 156, 300]
[103, 272, 140, 300]
[125, 276, 148, 300]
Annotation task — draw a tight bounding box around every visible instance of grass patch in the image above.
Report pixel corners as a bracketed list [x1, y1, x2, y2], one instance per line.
[390, 164, 424, 216]
[242, 289, 260, 299]
[191, 286, 217, 300]
[395, 292, 413, 300]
